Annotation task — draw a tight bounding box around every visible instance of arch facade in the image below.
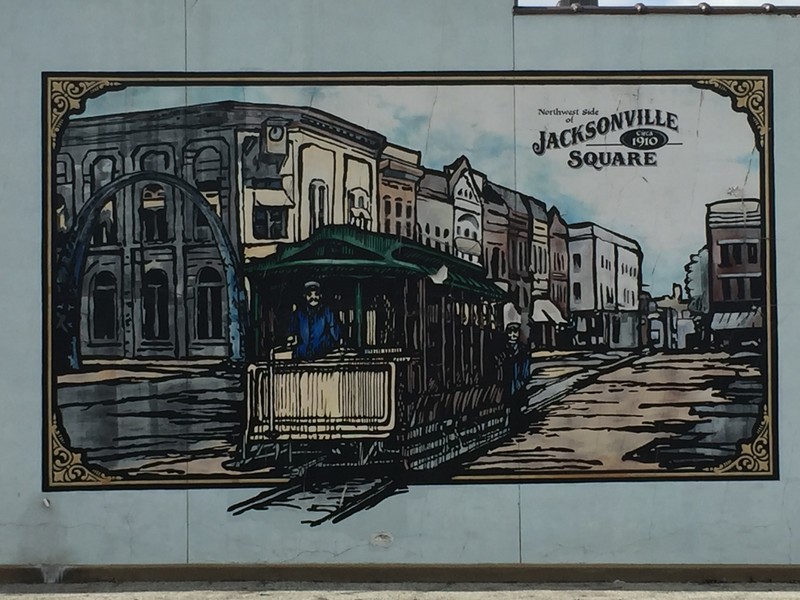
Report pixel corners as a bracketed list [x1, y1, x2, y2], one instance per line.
[54, 170, 246, 372]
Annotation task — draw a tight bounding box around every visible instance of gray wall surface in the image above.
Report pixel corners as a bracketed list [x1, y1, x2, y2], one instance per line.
[1, 0, 799, 566]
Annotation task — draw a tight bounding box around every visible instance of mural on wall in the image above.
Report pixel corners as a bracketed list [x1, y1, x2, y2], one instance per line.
[44, 72, 776, 522]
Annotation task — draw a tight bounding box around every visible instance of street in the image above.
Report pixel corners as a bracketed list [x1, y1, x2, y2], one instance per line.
[55, 350, 766, 481]
[456, 351, 764, 476]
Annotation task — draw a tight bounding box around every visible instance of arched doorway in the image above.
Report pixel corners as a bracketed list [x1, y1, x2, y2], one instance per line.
[54, 171, 247, 372]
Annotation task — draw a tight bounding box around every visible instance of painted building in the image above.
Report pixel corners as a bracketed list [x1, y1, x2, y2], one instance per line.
[547, 207, 570, 319]
[482, 183, 511, 287]
[445, 156, 485, 266]
[377, 143, 423, 239]
[645, 284, 697, 350]
[416, 170, 454, 253]
[568, 223, 642, 349]
[706, 198, 764, 344]
[238, 104, 385, 258]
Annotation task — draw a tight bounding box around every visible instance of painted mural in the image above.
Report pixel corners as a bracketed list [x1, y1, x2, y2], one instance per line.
[44, 73, 776, 523]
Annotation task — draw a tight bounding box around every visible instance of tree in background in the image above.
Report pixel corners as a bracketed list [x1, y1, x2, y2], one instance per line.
[684, 246, 709, 314]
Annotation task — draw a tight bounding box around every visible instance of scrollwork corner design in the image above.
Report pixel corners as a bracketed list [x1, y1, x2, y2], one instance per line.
[48, 79, 124, 149]
[695, 77, 768, 151]
[50, 414, 118, 485]
[710, 404, 772, 475]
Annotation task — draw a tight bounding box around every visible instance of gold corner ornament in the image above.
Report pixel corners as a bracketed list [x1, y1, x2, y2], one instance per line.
[696, 77, 767, 151]
[711, 404, 772, 474]
[50, 414, 118, 485]
[48, 78, 123, 148]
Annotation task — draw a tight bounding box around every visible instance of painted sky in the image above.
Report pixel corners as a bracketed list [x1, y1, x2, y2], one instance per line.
[80, 81, 761, 296]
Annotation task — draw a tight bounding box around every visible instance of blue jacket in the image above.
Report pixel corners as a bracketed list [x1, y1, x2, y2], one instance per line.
[288, 305, 341, 360]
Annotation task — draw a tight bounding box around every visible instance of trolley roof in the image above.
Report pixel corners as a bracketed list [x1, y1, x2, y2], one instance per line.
[245, 225, 506, 300]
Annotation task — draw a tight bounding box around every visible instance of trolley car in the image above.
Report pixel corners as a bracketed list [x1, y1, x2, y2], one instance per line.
[242, 225, 510, 472]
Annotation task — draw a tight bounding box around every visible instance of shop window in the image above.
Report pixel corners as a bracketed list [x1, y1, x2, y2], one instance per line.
[196, 267, 224, 340]
[143, 269, 170, 341]
[91, 271, 117, 341]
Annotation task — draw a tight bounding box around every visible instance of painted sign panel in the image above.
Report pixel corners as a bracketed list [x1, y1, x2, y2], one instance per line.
[43, 72, 776, 521]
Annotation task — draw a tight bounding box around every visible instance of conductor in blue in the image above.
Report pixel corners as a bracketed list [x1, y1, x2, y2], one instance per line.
[287, 281, 341, 360]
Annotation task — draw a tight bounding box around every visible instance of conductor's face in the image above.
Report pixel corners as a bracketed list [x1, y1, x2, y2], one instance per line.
[305, 289, 321, 307]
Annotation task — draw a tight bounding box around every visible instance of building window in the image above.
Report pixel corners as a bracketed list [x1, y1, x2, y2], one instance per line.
[751, 276, 763, 300]
[91, 271, 117, 341]
[195, 184, 221, 241]
[747, 243, 758, 264]
[435, 226, 441, 237]
[141, 184, 168, 242]
[55, 194, 70, 234]
[405, 223, 411, 237]
[491, 247, 501, 279]
[722, 278, 732, 301]
[573, 282, 581, 302]
[347, 187, 370, 229]
[384, 197, 391, 218]
[253, 205, 288, 239]
[309, 180, 328, 234]
[92, 200, 118, 246]
[572, 253, 582, 271]
[196, 267, 224, 340]
[143, 269, 170, 341]
[732, 243, 743, 265]
[406, 204, 412, 219]
[193, 146, 222, 185]
[395, 199, 403, 219]
[720, 244, 730, 267]
[395, 221, 401, 236]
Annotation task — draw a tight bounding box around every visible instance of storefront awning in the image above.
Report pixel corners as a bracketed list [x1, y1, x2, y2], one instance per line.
[710, 309, 763, 330]
[531, 299, 566, 324]
[251, 188, 294, 207]
[454, 237, 482, 256]
[245, 225, 506, 300]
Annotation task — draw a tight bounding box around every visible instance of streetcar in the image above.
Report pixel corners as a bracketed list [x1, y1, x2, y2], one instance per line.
[240, 225, 510, 473]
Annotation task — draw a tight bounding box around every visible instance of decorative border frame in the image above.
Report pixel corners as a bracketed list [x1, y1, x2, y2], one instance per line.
[42, 71, 777, 489]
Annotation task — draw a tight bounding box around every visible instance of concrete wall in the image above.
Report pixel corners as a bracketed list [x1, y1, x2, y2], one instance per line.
[2, 0, 800, 567]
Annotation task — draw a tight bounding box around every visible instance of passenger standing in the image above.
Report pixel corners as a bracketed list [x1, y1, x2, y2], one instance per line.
[287, 281, 341, 360]
[499, 322, 531, 430]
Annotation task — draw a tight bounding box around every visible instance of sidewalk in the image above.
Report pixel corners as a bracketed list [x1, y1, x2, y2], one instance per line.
[2, 581, 800, 599]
